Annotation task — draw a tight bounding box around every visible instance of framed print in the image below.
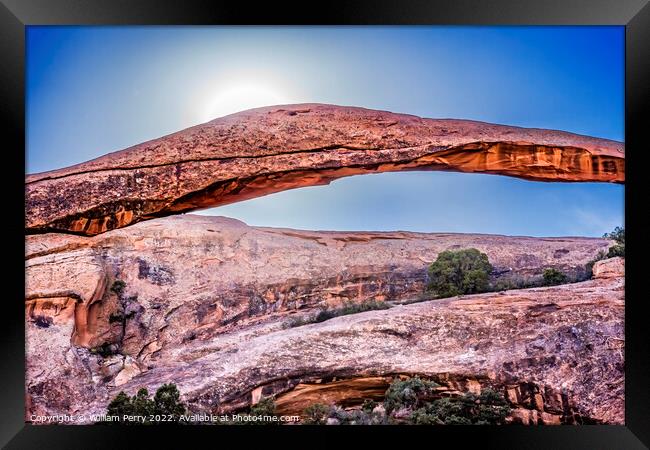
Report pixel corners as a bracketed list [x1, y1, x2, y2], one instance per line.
[1, 0, 649, 448]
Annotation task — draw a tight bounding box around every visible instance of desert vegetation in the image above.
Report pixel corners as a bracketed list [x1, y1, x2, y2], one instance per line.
[284, 300, 391, 328]
[63, 233, 625, 425]
[603, 226, 625, 257]
[217, 396, 281, 425]
[424, 248, 577, 299]
[105, 383, 186, 423]
[542, 268, 568, 286]
[284, 246, 594, 330]
[424, 242, 628, 298]
[585, 250, 608, 277]
[585, 226, 625, 277]
[426, 248, 493, 298]
[300, 376, 510, 425]
[104, 377, 511, 426]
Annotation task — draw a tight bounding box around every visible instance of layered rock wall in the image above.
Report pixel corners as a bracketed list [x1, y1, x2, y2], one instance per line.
[25, 216, 622, 423]
[26, 215, 610, 352]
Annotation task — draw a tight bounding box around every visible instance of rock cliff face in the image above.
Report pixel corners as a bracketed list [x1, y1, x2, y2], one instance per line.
[25, 215, 623, 424]
[26, 215, 610, 349]
[25, 104, 624, 235]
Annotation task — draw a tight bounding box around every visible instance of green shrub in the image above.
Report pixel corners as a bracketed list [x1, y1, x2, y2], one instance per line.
[443, 414, 473, 425]
[286, 300, 391, 328]
[585, 250, 607, 278]
[491, 276, 539, 292]
[297, 380, 511, 426]
[108, 283, 137, 326]
[422, 396, 470, 423]
[603, 226, 625, 258]
[250, 396, 276, 416]
[214, 397, 280, 426]
[336, 407, 385, 425]
[90, 342, 119, 357]
[105, 383, 186, 423]
[302, 403, 385, 425]
[475, 388, 510, 424]
[411, 407, 439, 424]
[106, 391, 134, 417]
[427, 249, 493, 298]
[408, 389, 510, 425]
[110, 280, 126, 295]
[315, 300, 391, 323]
[314, 309, 337, 323]
[607, 244, 625, 258]
[345, 300, 391, 314]
[303, 403, 330, 425]
[154, 383, 186, 419]
[361, 399, 378, 413]
[542, 268, 568, 286]
[583, 227, 625, 277]
[131, 388, 156, 416]
[384, 377, 439, 413]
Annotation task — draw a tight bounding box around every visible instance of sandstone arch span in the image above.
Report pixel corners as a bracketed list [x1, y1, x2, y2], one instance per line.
[26, 104, 624, 236]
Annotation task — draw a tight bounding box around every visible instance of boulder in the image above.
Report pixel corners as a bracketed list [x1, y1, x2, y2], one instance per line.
[593, 257, 625, 279]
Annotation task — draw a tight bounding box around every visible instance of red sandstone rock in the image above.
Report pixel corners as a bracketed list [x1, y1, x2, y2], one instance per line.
[25, 215, 623, 424]
[23, 105, 625, 425]
[593, 257, 625, 279]
[25, 215, 611, 350]
[25, 104, 624, 236]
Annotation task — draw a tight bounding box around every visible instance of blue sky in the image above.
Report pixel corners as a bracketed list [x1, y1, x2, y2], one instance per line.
[26, 26, 624, 237]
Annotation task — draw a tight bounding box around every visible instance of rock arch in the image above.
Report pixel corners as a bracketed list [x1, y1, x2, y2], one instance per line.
[26, 104, 624, 236]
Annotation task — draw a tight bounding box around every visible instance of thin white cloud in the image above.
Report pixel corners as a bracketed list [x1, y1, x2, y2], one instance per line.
[570, 207, 622, 237]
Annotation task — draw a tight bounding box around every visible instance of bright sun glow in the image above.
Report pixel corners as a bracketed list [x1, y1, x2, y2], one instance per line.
[203, 84, 288, 122]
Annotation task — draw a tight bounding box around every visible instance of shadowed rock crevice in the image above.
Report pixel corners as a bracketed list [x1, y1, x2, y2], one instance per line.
[151, 142, 625, 216]
[25, 104, 624, 236]
[254, 374, 602, 425]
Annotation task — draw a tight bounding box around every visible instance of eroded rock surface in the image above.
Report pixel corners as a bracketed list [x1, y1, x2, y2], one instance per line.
[26, 215, 610, 350]
[593, 256, 625, 279]
[26, 104, 624, 235]
[25, 215, 622, 424]
[117, 274, 624, 425]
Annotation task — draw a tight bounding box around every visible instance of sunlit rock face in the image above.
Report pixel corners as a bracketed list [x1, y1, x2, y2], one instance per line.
[25, 215, 611, 350]
[24, 215, 622, 424]
[25, 104, 624, 236]
[592, 256, 625, 279]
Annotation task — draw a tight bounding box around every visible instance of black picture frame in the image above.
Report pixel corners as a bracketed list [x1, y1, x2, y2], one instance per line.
[2, 1, 648, 448]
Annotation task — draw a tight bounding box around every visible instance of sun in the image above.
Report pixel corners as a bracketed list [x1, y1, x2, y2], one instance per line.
[203, 83, 288, 122]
